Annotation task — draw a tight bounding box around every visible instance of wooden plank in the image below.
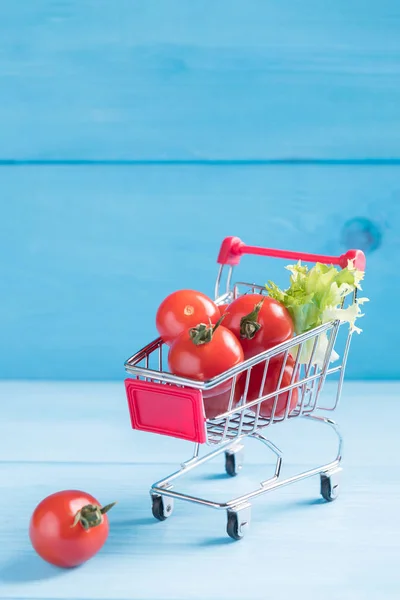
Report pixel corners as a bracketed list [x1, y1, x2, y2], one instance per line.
[0, 164, 395, 380]
[2, 461, 400, 599]
[0, 381, 398, 466]
[1, 463, 400, 600]
[1, 381, 400, 599]
[1, 1, 400, 159]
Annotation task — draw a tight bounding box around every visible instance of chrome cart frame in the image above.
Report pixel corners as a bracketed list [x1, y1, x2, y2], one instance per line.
[124, 237, 365, 540]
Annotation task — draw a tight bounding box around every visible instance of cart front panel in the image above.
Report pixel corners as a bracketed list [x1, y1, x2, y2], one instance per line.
[125, 378, 206, 443]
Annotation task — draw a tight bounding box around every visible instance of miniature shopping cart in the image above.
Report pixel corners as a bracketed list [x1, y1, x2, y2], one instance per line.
[124, 236, 366, 540]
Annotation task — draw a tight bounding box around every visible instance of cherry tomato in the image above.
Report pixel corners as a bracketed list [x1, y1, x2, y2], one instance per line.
[203, 388, 234, 419]
[236, 355, 298, 418]
[217, 303, 230, 316]
[156, 290, 220, 346]
[29, 490, 116, 568]
[222, 293, 293, 358]
[168, 320, 243, 398]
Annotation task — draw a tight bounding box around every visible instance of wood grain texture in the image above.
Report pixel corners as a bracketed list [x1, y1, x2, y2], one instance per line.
[0, 381, 399, 466]
[0, 381, 399, 599]
[1, 464, 400, 600]
[1, 0, 400, 160]
[2, 164, 396, 380]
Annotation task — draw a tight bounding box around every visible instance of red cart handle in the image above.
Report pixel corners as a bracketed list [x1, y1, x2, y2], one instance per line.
[217, 236, 366, 271]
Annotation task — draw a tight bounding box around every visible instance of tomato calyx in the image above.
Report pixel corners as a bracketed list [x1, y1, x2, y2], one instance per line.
[71, 502, 116, 531]
[189, 314, 226, 346]
[239, 299, 265, 339]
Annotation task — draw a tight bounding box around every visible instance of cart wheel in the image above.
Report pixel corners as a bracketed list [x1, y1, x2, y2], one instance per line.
[226, 507, 251, 541]
[151, 494, 174, 521]
[320, 469, 341, 502]
[225, 447, 244, 477]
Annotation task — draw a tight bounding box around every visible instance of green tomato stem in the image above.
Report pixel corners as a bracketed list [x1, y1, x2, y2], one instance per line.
[189, 314, 226, 346]
[239, 299, 265, 339]
[71, 502, 117, 530]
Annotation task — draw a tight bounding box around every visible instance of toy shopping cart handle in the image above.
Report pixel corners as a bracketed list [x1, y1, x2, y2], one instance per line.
[217, 236, 366, 271]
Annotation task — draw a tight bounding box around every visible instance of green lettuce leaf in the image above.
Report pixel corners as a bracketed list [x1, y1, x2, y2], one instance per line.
[266, 260, 369, 366]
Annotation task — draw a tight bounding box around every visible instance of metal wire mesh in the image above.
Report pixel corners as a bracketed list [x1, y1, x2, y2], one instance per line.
[124, 281, 353, 446]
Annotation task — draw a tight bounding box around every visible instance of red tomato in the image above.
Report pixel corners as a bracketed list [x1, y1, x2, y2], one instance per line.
[236, 355, 298, 419]
[217, 303, 230, 316]
[203, 388, 234, 419]
[222, 294, 293, 358]
[156, 290, 220, 346]
[168, 320, 243, 398]
[29, 490, 116, 568]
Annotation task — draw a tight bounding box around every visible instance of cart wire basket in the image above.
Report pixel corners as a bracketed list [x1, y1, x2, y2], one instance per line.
[124, 236, 366, 540]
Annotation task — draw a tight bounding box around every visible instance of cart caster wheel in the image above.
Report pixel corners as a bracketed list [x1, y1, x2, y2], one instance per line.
[151, 494, 174, 521]
[226, 506, 251, 541]
[225, 446, 244, 477]
[320, 468, 341, 502]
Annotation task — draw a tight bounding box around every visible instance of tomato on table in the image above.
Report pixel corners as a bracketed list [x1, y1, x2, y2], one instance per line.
[168, 317, 243, 398]
[222, 293, 294, 358]
[156, 289, 220, 346]
[29, 490, 116, 568]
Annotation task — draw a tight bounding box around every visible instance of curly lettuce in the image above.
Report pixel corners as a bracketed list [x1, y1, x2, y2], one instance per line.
[266, 260, 369, 366]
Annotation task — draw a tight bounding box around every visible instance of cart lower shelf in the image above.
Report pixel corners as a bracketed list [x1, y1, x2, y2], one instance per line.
[149, 415, 342, 540]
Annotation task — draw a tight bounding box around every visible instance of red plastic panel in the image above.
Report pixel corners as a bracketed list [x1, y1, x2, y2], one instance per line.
[124, 379, 206, 443]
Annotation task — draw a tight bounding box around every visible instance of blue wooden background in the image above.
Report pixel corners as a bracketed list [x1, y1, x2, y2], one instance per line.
[1, 0, 399, 380]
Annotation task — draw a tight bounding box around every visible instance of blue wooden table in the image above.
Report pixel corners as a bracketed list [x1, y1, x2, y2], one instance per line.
[0, 380, 399, 599]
